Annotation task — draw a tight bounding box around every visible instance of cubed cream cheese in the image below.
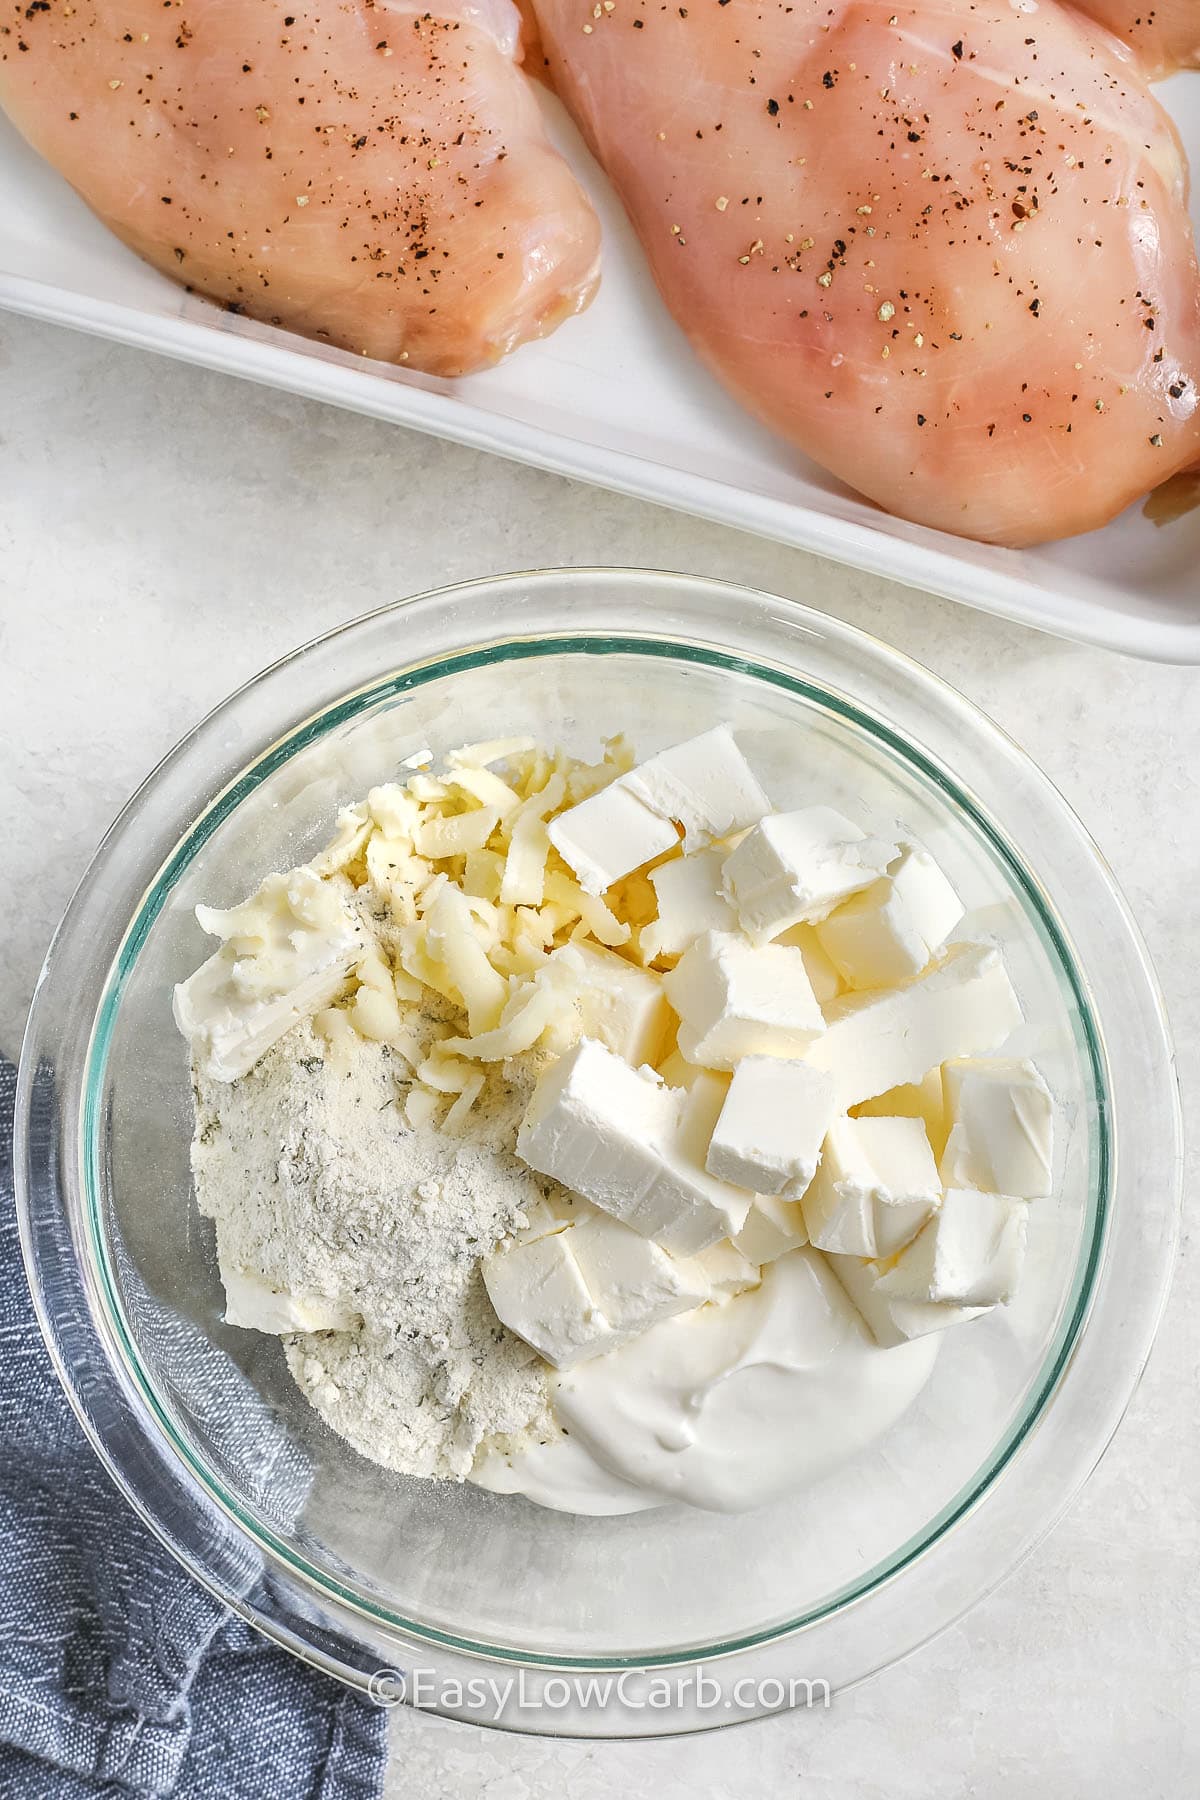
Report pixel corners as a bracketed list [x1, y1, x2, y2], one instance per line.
[691, 1239, 761, 1299]
[820, 1251, 904, 1347]
[655, 1048, 729, 1097]
[484, 1207, 712, 1369]
[546, 726, 767, 896]
[777, 923, 844, 1004]
[222, 1266, 358, 1335]
[663, 930, 826, 1071]
[815, 845, 964, 989]
[568, 1211, 710, 1337]
[173, 868, 365, 1082]
[876, 1188, 1028, 1307]
[555, 942, 673, 1067]
[802, 942, 1023, 1111]
[482, 1230, 615, 1369]
[516, 1039, 751, 1254]
[885, 1296, 993, 1342]
[706, 1057, 835, 1197]
[939, 1058, 1053, 1199]
[643, 847, 737, 959]
[622, 725, 770, 851]
[672, 1060, 729, 1128]
[723, 806, 898, 945]
[512, 1194, 588, 1245]
[823, 1251, 988, 1348]
[547, 781, 679, 896]
[800, 1116, 941, 1259]
[732, 1193, 810, 1263]
[853, 1068, 948, 1161]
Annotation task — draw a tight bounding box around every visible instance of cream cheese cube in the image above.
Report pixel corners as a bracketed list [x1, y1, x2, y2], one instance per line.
[663, 930, 826, 1071]
[644, 848, 737, 959]
[876, 1188, 1028, 1307]
[517, 1041, 677, 1233]
[556, 943, 673, 1067]
[546, 726, 768, 896]
[821, 1251, 905, 1347]
[800, 1116, 941, 1258]
[723, 806, 898, 945]
[222, 1267, 358, 1335]
[547, 780, 679, 896]
[853, 1068, 948, 1161]
[732, 1194, 810, 1263]
[516, 1039, 750, 1254]
[885, 1296, 992, 1340]
[655, 1047, 729, 1096]
[512, 1189, 598, 1246]
[706, 1057, 835, 1197]
[484, 1212, 712, 1369]
[671, 1060, 733, 1154]
[939, 1058, 1054, 1199]
[815, 845, 964, 989]
[666, 1066, 759, 1239]
[174, 868, 365, 1082]
[482, 1230, 614, 1369]
[823, 1252, 988, 1348]
[568, 1211, 710, 1337]
[777, 923, 844, 1004]
[692, 1239, 762, 1299]
[622, 725, 770, 851]
[803, 942, 1022, 1111]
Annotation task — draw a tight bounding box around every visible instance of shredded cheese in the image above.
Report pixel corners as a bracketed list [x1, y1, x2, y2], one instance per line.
[309, 736, 657, 1128]
[413, 805, 501, 860]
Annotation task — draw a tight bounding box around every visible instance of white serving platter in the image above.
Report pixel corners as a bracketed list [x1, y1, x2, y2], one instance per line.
[2, 74, 1197, 661]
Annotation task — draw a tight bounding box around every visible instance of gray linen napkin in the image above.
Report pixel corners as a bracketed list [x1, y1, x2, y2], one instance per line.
[0, 1057, 388, 1799]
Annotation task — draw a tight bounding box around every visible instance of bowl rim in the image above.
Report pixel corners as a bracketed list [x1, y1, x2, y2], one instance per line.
[16, 567, 1182, 1731]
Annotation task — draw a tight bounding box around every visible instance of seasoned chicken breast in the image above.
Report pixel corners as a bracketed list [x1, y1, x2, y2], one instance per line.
[0, 0, 600, 374]
[532, 0, 1200, 544]
[1068, 0, 1200, 76]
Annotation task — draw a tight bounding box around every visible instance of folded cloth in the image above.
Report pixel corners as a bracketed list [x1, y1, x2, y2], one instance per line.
[0, 1058, 388, 1799]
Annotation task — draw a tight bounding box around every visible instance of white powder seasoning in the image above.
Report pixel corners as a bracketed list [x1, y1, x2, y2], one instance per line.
[191, 1018, 564, 1480]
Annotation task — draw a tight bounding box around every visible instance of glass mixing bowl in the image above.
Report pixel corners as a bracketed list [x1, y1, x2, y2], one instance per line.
[17, 570, 1180, 1735]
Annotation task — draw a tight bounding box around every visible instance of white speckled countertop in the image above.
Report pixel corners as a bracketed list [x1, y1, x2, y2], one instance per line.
[1, 313, 1196, 1796]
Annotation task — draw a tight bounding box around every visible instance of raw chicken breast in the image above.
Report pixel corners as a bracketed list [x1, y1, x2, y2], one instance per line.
[0, 0, 600, 375]
[1068, 1, 1200, 75]
[533, 0, 1200, 545]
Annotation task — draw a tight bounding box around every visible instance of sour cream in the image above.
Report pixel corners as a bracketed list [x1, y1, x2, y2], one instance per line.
[472, 1248, 938, 1514]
